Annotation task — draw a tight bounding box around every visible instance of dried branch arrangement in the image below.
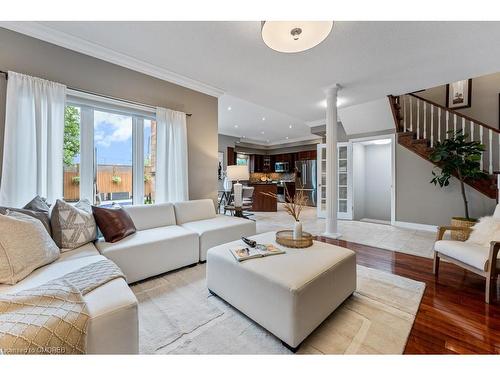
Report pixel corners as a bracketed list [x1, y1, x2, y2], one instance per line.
[261, 184, 308, 222]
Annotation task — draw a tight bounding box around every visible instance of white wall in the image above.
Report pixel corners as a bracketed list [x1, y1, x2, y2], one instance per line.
[352, 143, 366, 220]
[339, 97, 395, 136]
[352, 141, 392, 222]
[396, 144, 496, 225]
[364, 143, 392, 221]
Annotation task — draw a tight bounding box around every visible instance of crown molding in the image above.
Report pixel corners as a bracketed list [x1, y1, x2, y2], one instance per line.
[220, 131, 321, 148]
[0, 22, 225, 98]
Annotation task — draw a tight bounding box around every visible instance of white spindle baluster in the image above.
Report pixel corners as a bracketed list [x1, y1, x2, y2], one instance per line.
[423, 102, 427, 139]
[403, 96, 407, 132]
[430, 105, 434, 147]
[438, 107, 441, 142]
[480, 126, 484, 171]
[489, 129, 493, 174]
[446, 111, 449, 139]
[409, 96, 413, 132]
[470, 121, 474, 141]
[417, 99, 420, 139]
[453, 114, 457, 134]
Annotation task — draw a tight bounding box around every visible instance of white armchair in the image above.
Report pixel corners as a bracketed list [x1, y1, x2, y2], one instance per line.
[433, 212, 500, 304]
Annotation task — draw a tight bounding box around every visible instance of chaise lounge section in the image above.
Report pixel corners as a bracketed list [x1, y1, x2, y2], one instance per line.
[0, 243, 139, 354]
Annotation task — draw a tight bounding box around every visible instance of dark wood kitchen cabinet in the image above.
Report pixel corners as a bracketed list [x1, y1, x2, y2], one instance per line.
[296, 150, 317, 161]
[227, 147, 236, 166]
[248, 183, 277, 212]
[250, 154, 272, 173]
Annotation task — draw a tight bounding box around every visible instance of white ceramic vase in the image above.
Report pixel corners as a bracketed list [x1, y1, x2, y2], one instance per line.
[293, 221, 303, 239]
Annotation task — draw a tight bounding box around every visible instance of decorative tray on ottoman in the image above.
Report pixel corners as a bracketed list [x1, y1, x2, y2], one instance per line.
[275, 230, 313, 248]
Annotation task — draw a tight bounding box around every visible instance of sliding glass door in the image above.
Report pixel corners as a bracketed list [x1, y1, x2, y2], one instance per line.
[63, 102, 156, 206]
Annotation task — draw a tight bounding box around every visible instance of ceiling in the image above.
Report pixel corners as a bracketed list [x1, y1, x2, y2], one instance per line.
[218, 94, 320, 145]
[3, 21, 500, 143]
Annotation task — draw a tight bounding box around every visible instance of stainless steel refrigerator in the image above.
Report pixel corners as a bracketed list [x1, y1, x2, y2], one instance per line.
[295, 160, 317, 207]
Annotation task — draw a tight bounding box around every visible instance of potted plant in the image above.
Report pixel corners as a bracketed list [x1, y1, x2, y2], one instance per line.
[429, 129, 487, 239]
[111, 175, 122, 184]
[261, 184, 308, 239]
[71, 176, 80, 185]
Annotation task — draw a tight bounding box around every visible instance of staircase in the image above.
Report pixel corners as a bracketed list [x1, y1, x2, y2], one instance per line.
[389, 93, 498, 199]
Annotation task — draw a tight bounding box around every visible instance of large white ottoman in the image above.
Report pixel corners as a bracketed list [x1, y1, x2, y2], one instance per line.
[206, 232, 356, 351]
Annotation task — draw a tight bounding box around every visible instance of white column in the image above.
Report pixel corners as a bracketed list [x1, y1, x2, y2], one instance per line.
[323, 85, 341, 239]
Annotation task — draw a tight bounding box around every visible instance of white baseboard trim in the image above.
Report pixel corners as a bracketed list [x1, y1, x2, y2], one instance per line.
[393, 221, 437, 233]
[360, 218, 391, 226]
[321, 232, 342, 239]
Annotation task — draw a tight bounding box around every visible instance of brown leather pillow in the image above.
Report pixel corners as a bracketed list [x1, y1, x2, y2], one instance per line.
[92, 206, 136, 243]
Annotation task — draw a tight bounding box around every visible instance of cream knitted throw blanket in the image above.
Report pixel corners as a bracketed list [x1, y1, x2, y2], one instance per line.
[0, 259, 124, 354]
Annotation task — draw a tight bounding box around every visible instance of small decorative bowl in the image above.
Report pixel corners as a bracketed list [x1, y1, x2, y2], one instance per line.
[276, 230, 313, 248]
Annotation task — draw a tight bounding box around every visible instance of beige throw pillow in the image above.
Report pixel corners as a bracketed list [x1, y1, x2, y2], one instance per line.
[50, 199, 97, 251]
[0, 211, 60, 285]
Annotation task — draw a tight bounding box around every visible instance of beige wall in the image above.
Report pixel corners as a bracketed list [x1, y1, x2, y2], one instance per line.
[0, 28, 218, 201]
[416, 72, 500, 129]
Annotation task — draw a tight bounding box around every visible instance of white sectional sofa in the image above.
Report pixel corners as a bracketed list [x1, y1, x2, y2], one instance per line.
[174, 199, 257, 261]
[96, 203, 199, 283]
[0, 199, 255, 354]
[0, 243, 139, 354]
[95, 199, 256, 280]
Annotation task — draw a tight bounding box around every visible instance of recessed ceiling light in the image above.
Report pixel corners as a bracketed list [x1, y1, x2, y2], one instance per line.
[227, 106, 232, 111]
[242, 135, 246, 138]
[266, 139, 270, 143]
[289, 125, 293, 128]
[234, 125, 238, 128]
[262, 117, 266, 121]
[261, 131, 265, 134]
[286, 136, 289, 140]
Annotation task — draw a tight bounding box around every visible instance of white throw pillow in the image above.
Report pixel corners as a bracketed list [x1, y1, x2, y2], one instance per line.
[465, 216, 500, 248]
[0, 211, 60, 285]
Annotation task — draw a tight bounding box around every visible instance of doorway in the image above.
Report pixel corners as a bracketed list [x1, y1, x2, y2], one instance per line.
[351, 135, 395, 225]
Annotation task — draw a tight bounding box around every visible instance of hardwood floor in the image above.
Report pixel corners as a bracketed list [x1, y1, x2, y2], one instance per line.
[316, 236, 500, 354]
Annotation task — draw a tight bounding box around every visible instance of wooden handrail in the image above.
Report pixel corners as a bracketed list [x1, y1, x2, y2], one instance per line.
[408, 93, 500, 134]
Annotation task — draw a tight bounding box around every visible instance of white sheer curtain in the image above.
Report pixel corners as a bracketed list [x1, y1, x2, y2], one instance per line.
[155, 107, 189, 202]
[0, 72, 66, 207]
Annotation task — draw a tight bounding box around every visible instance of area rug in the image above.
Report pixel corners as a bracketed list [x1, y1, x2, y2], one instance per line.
[132, 263, 425, 354]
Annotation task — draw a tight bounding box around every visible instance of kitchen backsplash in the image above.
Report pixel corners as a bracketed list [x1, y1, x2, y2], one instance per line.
[249, 172, 295, 182]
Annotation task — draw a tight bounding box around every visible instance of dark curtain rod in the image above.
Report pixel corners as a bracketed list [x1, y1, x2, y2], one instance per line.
[0, 70, 192, 117]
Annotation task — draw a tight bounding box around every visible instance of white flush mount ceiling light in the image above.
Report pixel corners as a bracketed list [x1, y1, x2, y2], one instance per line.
[261, 21, 333, 53]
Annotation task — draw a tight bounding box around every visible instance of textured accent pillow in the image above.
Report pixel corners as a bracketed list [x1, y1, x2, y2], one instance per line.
[92, 206, 136, 243]
[466, 216, 500, 247]
[0, 206, 51, 235]
[23, 195, 51, 213]
[0, 211, 60, 285]
[50, 199, 97, 251]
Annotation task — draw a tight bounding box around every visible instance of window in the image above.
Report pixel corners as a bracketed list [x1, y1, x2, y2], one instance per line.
[143, 119, 157, 204]
[63, 106, 81, 202]
[64, 92, 156, 206]
[94, 110, 133, 207]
